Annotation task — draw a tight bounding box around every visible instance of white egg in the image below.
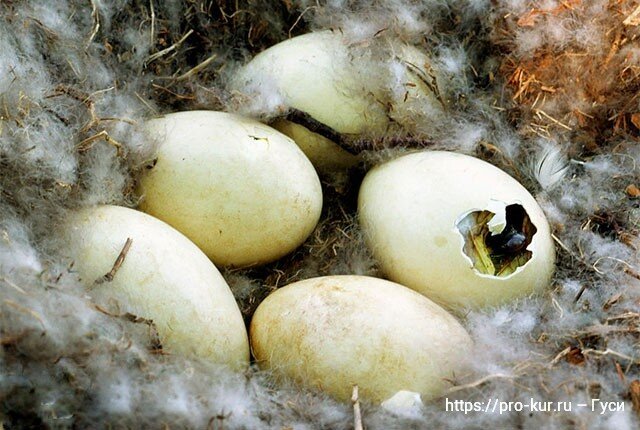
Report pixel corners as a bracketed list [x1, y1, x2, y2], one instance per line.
[138, 111, 323, 267]
[232, 30, 387, 136]
[358, 151, 556, 309]
[250, 275, 473, 403]
[60, 205, 249, 369]
[231, 31, 443, 171]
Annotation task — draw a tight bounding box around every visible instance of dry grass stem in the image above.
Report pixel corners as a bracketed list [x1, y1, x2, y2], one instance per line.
[352, 385, 363, 430]
[94, 238, 133, 285]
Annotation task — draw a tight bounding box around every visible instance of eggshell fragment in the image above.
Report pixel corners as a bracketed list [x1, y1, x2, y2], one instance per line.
[358, 151, 556, 309]
[60, 205, 249, 369]
[250, 275, 473, 403]
[138, 111, 323, 267]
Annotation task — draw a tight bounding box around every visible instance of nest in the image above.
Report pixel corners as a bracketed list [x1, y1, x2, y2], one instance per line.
[1, 0, 640, 428]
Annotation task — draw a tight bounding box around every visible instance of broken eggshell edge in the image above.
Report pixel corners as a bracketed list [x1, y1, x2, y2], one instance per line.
[358, 150, 556, 310]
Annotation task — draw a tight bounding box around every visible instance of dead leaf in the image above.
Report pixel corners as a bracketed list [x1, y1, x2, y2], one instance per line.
[566, 346, 586, 365]
[626, 184, 640, 198]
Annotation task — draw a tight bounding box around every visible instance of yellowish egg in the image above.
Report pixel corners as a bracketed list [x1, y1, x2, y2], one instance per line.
[270, 118, 359, 172]
[232, 30, 388, 136]
[250, 275, 473, 403]
[138, 111, 323, 267]
[231, 31, 443, 172]
[60, 205, 249, 369]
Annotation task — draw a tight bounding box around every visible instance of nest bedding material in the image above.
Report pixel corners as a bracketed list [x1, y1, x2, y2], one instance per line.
[0, 0, 639, 428]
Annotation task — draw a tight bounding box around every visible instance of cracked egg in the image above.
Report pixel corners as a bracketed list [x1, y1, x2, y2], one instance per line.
[358, 151, 555, 309]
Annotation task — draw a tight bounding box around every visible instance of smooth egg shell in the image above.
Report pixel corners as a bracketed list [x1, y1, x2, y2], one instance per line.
[138, 111, 323, 267]
[230, 31, 386, 172]
[232, 31, 444, 171]
[231, 30, 388, 135]
[250, 275, 473, 403]
[358, 151, 556, 309]
[270, 119, 359, 173]
[60, 205, 249, 369]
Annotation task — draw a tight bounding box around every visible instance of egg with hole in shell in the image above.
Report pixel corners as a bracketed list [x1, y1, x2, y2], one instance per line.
[60, 204, 249, 369]
[138, 110, 323, 268]
[358, 150, 556, 309]
[250, 275, 473, 403]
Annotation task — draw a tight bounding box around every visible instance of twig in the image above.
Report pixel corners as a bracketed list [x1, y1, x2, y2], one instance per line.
[445, 373, 516, 393]
[512, 73, 536, 101]
[94, 238, 133, 285]
[89, 86, 116, 99]
[630, 380, 640, 415]
[99, 117, 137, 125]
[549, 346, 571, 366]
[623, 5, 640, 26]
[77, 130, 125, 157]
[46, 85, 98, 131]
[535, 109, 572, 131]
[86, 0, 100, 49]
[174, 53, 218, 81]
[551, 233, 572, 254]
[0, 277, 28, 295]
[122, 312, 163, 352]
[615, 361, 626, 383]
[625, 267, 640, 281]
[3, 300, 46, 330]
[552, 297, 565, 318]
[151, 83, 196, 100]
[146, 29, 194, 64]
[207, 411, 232, 430]
[352, 385, 363, 430]
[94, 304, 163, 353]
[289, 6, 314, 38]
[603, 30, 622, 68]
[592, 256, 635, 275]
[582, 348, 640, 364]
[149, 0, 155, 46]
[135, 92, 158, 114]
[603, 293, 623, 310]
[605, 312, 640, 323]
[574, 284, 587, 303]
